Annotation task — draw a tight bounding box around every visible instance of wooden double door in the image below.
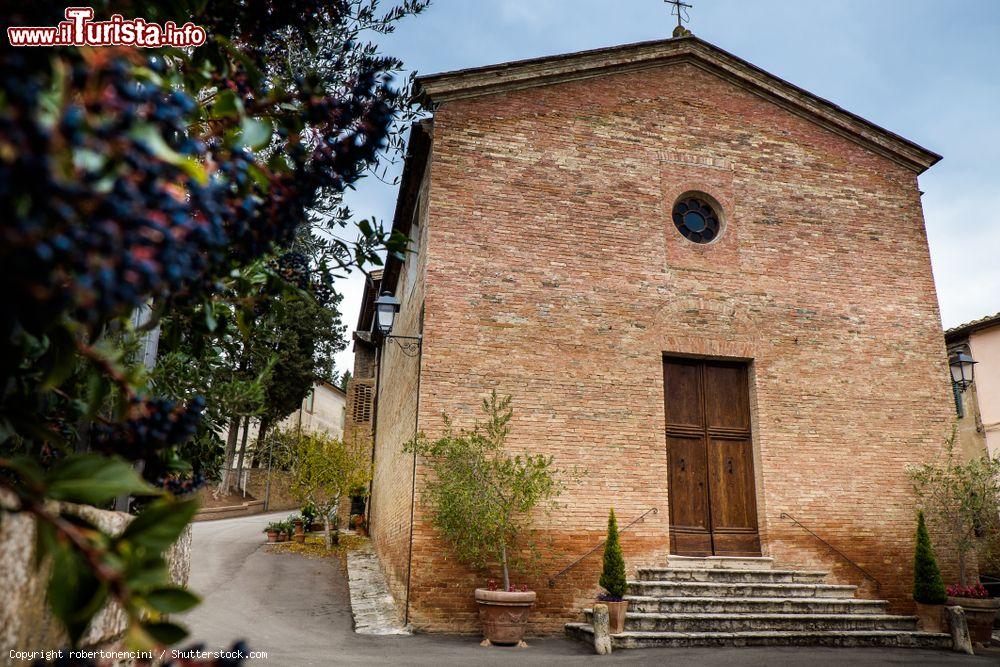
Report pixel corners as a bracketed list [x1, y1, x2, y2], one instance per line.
[664, 357, 761, 556]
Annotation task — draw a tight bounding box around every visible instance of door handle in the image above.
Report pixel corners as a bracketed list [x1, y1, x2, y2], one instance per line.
[679, 458, 686, 472]
[727, 458, 734, 474]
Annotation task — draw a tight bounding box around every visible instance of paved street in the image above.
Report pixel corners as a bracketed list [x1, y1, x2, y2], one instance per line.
[182, 513, 997, 666]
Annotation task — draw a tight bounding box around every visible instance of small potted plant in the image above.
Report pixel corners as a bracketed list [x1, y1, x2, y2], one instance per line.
[947, 583, 999, 644]
[598, 509, 628, 634]
[302, 503, 319, 531]
[912, 511, 947, 632]
[264, 522, 281, 543]
[405, 391, 561, 647]
[277, 521, 290, 542]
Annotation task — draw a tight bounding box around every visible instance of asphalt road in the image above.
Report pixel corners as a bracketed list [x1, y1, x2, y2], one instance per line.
[181, 512, 998, 666]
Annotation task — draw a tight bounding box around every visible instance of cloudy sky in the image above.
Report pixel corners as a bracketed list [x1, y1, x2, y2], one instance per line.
[333, 0, 1000, 375]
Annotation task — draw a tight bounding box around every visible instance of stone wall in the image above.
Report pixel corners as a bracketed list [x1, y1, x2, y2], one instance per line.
[240, 469, 299, 513]
[1, 501, 191, 665]
[375, 58, 956, 633]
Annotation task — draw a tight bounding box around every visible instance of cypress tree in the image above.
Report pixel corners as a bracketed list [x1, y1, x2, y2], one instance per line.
[913, 510, 947, 604]
[599, 508, 627, 600]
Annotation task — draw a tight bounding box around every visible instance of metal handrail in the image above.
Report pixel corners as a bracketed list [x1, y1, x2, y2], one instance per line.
[779, 512, 881, 591]
[548, 507, 658, 588]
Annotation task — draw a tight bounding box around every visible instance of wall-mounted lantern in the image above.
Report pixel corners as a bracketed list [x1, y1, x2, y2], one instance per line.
[374, 292, 401, 337]
[949, 351, 977, 392]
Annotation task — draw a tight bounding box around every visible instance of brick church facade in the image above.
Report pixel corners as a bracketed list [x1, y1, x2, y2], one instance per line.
[346, 34, 956, 634]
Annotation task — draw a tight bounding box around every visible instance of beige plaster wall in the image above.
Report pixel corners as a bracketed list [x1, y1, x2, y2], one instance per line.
[969, 326, 1000, 457]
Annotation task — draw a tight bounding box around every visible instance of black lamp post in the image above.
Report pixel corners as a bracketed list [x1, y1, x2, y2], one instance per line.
[949, 351, 977, 391]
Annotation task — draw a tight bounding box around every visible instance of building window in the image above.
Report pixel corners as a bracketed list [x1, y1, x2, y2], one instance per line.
[672, 194, 723, 244]
[351, 383, 373, 424]
[305, 388, 315, 413]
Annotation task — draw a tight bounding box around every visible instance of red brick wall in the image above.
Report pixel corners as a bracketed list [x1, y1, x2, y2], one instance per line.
[386, 61, 955, 633]
[369, 167, 432, 623]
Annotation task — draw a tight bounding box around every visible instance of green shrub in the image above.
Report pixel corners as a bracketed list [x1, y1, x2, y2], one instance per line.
[405, 391, 561, 590]
[909, 429, 1000, 585]
[599, 509, 627, 600]
[913, 511, 947, 604]
[301, 503, 318, 525]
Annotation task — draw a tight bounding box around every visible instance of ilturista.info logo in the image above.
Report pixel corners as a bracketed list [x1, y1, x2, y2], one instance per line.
[7, 7, 207, 47]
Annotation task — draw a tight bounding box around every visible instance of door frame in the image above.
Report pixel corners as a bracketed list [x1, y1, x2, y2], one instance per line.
[662, 352, 765, 557]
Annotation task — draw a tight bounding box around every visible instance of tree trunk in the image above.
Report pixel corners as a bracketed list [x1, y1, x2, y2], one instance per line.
[501, 545, 510, 591]
[255, 415, 272, 464]
[324, 497, 341, 550]
[215, 416, 242, 498]
[234, 415, 251, 489]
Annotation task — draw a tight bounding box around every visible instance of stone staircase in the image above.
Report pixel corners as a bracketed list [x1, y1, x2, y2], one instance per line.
[565, 556, 953, 650]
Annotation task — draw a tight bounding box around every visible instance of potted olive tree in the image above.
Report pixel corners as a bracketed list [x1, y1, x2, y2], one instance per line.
[912, 511, 947, 632]
[598, 509, 628, 634]
[290, 429, 372, 550]
[910, 432, 1000, 644]
[406, 391, 561, 647]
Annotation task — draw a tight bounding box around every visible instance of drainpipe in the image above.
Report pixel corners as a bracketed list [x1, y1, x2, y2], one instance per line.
[404, 345, 423, 626]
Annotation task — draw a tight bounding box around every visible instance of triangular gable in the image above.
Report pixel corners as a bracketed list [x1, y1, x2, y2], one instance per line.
[416, 35, 940, 174]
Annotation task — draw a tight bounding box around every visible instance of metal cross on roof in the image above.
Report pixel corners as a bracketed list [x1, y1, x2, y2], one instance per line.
[666, 0, 693, 30]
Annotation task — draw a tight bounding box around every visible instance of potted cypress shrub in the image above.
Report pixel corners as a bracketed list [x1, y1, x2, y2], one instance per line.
[912, 511, 947, 632]
[598, 509, 628, 634]
[406, 391, 561, 647]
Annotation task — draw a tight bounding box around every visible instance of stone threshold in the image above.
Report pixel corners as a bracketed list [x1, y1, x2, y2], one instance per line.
[346, 537, 410, 636]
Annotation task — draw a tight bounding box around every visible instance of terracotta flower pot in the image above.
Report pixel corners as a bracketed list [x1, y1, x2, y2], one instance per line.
[474, 588, 536, 646]
[266, 531, 278, 543]
[602, 599, 628, 634]
[294, 533, 305, 544]
[914, 602, 945, 633]
[947, 596, 1000, 644]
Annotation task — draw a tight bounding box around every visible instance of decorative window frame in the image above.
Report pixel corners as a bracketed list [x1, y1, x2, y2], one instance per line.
[661, 155, 742, 275]
[672, 190, 727, 245]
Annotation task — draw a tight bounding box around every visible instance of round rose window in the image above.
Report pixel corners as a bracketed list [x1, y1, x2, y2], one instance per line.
[672, 196, 721, 244]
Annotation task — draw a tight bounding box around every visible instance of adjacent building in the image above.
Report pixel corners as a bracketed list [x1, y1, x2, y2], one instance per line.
[945, 312, 1000, 460]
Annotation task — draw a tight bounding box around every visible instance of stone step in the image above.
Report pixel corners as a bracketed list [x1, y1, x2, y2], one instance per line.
[565, 624, 953, 650]
[582, 609, 918, 633]
[638, 567, 827, 584]
[628, 580, 857, 599]
[666, 555, 774, 570]
[625, 595, 890, 615]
